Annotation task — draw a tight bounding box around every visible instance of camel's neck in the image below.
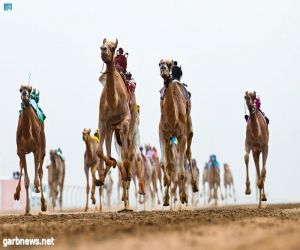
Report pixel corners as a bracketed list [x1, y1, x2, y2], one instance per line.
[85, 137, 94, 160]
[51, 156, 57, 169]
[249, 110, 261, 136]
[106, 62, 118, 109]
[21, 106, 35, 138]
[165, 82, 178, 128]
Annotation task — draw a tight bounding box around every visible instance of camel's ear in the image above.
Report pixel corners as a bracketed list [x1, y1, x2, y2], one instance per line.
[19, 85, 23, 92]
[245, 91, 248, 97]
[253, 91, 256, 97]
[114, 39, 118, 50]
[28, 86, 32, 93]
[103, 38, 107, 44]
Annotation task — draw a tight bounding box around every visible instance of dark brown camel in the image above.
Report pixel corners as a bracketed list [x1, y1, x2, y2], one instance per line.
[244, 91, 269, 208]
[15, 85, 47, 215]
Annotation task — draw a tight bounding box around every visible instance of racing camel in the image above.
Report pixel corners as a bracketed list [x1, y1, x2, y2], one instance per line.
[223, 163, 236, 203]
[15, 85, 47, 214]
[98, 38, 138, 210]
[208, 164, 223, 205]
[47, 149, 65, 209]
[244, 91, 269, 208]
[158, 59, 198, 207]
[82, 128, 102, 211]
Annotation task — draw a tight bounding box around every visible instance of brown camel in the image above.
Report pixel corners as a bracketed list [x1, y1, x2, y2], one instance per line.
[158, 59, 198, 207]
[201, 163, 209, 204]
[47, 149, 65, 209]
[208, 166, 223, 205]
[98, 38, 138, 210]
[244, 90, 269, 208]
[82, 128, 102, 212]
[223, 163, 236, 203]
[15, 85, 47, 214]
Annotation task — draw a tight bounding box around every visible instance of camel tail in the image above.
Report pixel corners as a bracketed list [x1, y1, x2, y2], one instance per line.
[95, 179, 101, 187]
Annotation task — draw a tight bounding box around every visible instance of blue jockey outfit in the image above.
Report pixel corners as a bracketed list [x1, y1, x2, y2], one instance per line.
[208, 155, 220, 169]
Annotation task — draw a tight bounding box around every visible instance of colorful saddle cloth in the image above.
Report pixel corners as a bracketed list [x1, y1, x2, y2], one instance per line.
[160, 80, 191, 100]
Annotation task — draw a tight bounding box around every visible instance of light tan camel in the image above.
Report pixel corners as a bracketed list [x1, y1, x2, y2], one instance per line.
[244, 90, 269, 208]
[223, 163, 236, 203]
[145, 144, 162, 206]
[158, 59, 198, 207]
[15, 85, 47, 214]
[208, 166, 223, 205]
[47, 149, 65, 209]
[201, 163, 209, 204]
[82, 128, 102, 212]
[98, 38, 138, 210]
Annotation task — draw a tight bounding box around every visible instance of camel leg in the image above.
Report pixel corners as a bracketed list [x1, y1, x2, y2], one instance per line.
[244, 146, 251, 195]
[37, 153, 47, 212]
[32, 152, 40, 193]
[59, 184, 63, 210]
[136, 157, 145, 195]
[186, 137, 198, 193]
[132, 174, 138, 208]
[232, 183, 237, 202]
[97, 126, 116, 171]
[99, 185, 103, 212]
[23, 158, 31, 215]
[260, 145, 268, 202]
[178, 136, 188, 204]
[84, 165, 89, 212]
[14, 156, 24, 201]
[253, 150, 262, 208]
[91, 164, 97, 206]
[225, 185, 228, 203]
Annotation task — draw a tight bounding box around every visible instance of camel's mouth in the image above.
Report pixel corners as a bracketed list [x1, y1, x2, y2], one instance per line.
[21, 91, 30, 104]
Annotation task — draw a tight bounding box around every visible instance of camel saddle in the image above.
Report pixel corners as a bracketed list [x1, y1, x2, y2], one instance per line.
[160, 80, 191, 100]
[19, 98, 46, 125]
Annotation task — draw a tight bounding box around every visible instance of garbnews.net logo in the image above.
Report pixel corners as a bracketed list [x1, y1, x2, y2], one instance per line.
[3, 237, 55, 248]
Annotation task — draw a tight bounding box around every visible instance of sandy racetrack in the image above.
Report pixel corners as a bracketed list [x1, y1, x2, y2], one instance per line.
[1, 204, 300, 250]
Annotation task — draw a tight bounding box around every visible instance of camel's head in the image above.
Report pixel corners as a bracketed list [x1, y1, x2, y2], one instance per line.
[244, 90, 256, 109]
[19, 85, 32, 105]
[50, 149, 56, 161]
[192, 158, 197, 167]
[100, 38, 118, 64]
[223, 163, 229, 171]
[82, 128, 91, 142]
[159, 59, 173, 80]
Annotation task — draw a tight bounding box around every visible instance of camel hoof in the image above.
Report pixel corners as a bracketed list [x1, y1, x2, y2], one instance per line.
[84, 207, 88, 212]
[245, 189, 251, 195]
[41, 203, 47, 212]
[163, 202, 169, 206]
[108, 157, 117, 168]
[118, 208, 133, 213]
[35, 187, 40, 193]
[261, 194, 267, 201]
[95, 179, 101, 187]
[24, 212, 32, 216]
[14, 192, 20, 201]
[192, 182, 199, 193]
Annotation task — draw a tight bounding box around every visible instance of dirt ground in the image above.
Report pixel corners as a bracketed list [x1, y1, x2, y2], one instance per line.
[1, 204, 300, 250]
